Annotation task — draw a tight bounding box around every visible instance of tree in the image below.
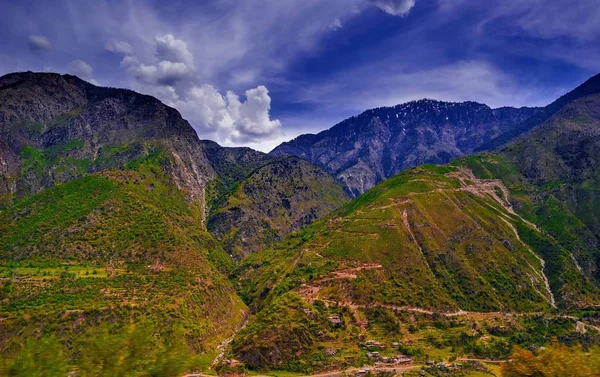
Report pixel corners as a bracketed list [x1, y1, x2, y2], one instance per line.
[2, 336, 69, 377]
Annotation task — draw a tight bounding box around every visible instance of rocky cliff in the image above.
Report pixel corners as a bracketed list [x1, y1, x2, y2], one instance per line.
[0, 71, 215, 222]
[271, 99, 539, 196]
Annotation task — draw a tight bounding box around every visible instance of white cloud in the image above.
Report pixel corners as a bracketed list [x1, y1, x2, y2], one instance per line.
[67, 59, 93, 78]
[126, 60, 194, 86]
[329, 18, 343, 31]
[105, 40, 133, 54]
[369, 0, 416, 16]
[442, 0, 600, 41]
[229, 69, 259, 86]
[172, 84, 282, 145]
[28, 35, 52, 52]
[293, 60, 550, 112]
[113, 33, 282, 146]
[118, 34, 196, 87]
[155, 34, 193, 65]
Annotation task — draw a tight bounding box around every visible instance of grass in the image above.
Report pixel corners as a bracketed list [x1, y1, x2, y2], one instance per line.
[0, 152, 246, 369]
[0, 265, 118, 279]
[231, 161, 600, 371]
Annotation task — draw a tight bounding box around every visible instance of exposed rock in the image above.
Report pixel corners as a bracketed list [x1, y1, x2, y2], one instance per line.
[208, 157, 349, 259]
[271, 99, 540, 196]
[0, 72, 215, 224]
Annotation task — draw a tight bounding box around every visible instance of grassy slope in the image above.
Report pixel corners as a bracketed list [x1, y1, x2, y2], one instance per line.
[209, 157, 349, 260]
[231, 163, 598, 371]
[0, 151, 246, 368]
[229, 90, 600, 373]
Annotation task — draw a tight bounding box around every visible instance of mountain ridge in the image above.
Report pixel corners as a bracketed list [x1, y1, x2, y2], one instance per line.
[271, 98, 540, 196]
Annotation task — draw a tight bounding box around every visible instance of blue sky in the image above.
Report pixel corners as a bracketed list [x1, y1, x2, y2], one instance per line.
[1, 0, 599, 151]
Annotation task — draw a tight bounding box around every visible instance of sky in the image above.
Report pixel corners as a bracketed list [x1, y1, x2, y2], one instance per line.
[1, 0, 599, 152]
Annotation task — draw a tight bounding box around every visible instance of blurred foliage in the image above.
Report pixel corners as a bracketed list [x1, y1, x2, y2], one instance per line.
[501, 343, 600, 376]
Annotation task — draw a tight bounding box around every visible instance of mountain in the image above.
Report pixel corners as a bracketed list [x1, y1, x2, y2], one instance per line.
[4, 69, 600, 375]
[232, 163, 599, 370]
[0, 72, 247, 364]
[0, 72, 215, 220]
[199, 139, 276, 205]
[208, 156, 349, 260]
[271, 100, 539, 196]
[0, 72, 348, 370]
[0, 72, 345, 254]
[231, 75, 600, 371]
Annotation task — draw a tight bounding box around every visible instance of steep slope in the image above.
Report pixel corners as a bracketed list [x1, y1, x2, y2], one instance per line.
[231, 164, 598, 370]
[0, 72, 348, 260]
[478, 72, 600, 151]
[208, 157, 349, 260]
[199, 139, 275, 206]
[0, 153, 246, 367]
[466, 85, 600, 285]
[0, 72, 215, 219]
[271, 100, 538, 196]
[453, 74, 600, 289]
[229, 74, 600, 372]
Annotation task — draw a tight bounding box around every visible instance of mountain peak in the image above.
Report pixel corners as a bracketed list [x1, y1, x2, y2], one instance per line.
[271, 99, 537, 196]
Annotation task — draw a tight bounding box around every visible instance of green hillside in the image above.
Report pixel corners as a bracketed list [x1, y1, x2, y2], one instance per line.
[227, 82, 600, 373]
[209, 157, 349, 259]
[0, 150, 246, 373]
[231, 161, 600, 371]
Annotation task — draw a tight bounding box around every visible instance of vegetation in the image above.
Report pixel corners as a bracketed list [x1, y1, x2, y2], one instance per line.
[0, 324, 196, 377]
[3, 72, 600, 375]
[501, 344, 600, 376]
[231, 161, 600, 370]
[209, 157, 348, 259]
[0, 151, 246, 370]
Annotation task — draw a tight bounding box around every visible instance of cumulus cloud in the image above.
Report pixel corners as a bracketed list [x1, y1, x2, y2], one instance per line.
[329, 18, 343, 31]
[115, 34, 281, 145]
[155, 34, 193, 65]
[117, 34, 196, 87]
[369, 0, 416, 16]
[67, 59, 93, 78]
[172, 85, 281, 144]
[105, 40, 133, 55]
[126, 61, 194, 86]
[28, 35, 51, 52]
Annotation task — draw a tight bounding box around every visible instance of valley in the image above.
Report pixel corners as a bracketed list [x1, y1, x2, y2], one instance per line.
[2, 71, 600, 376]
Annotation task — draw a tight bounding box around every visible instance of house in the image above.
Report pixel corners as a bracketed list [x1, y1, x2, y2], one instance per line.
[324, 348, 337, 356]
[364, 340, 385, 349]
[376, 355, 413, 365]
[366, 351, 380, 359]
[356, 368, 369, 377]
[329, 315, 342, 326]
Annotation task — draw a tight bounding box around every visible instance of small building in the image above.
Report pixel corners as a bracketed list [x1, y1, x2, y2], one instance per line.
[329, 315, 342, 326]
[366, 351, 380, 359]
[377, 354, 413, 366]
[324, 348, 337, 356]
[356, 368, 370, 377]
[364, 340, 386, 349]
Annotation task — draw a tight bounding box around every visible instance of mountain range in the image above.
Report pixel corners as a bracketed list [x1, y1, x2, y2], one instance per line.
[1, 71, 600, 374]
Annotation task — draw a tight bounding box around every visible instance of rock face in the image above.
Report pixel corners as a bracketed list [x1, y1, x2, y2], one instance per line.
[208, 157, 349, 260]
[0, 72, 215, 216]
[271, 99, 539, 196]
[0, 71, 349, 252]
[497, 74, 600, 282]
